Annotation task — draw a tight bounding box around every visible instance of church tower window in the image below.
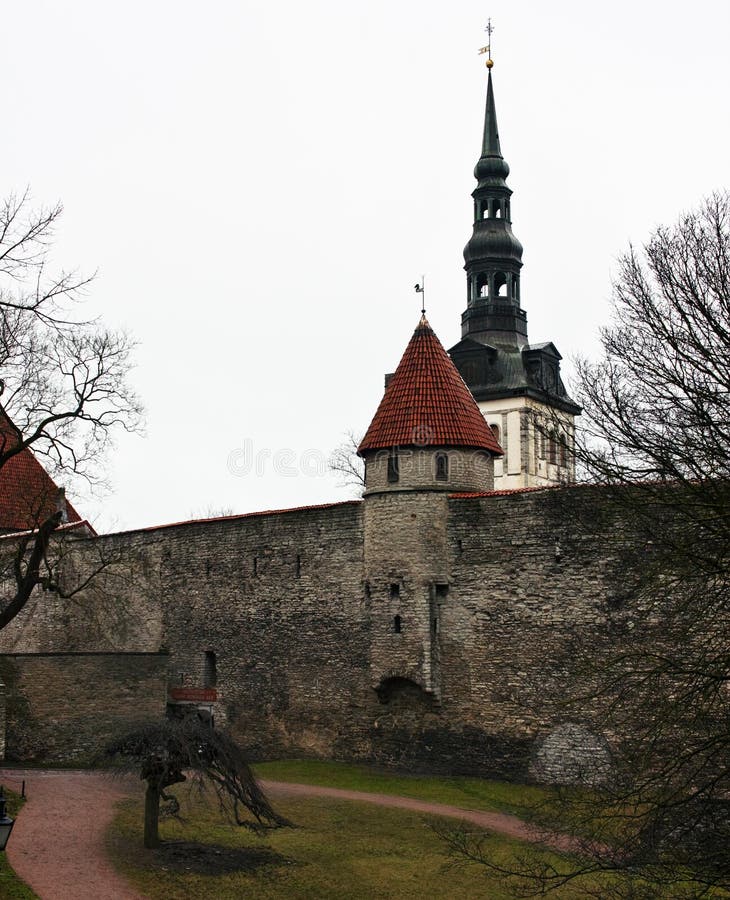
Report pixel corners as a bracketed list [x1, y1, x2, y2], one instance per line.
[548, 430, 558, 465]
[494, 271, 508, 298]
[477, 272, 490, 298]
[435, 453, 449, 481]
[559, 433, 568, 468]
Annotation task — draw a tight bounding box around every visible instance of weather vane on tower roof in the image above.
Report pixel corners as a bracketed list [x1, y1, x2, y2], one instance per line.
[478, 18, 494, 69]
[414, 277, 426, 317]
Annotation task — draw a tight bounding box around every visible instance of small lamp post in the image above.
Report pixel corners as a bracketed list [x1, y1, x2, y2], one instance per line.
[0, 787, 15, 850]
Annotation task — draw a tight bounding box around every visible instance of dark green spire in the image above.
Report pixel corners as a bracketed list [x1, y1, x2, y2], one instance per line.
[450, 63, 581, 419]
[475, 70, 510, 187]
[461, 68, 525, 348]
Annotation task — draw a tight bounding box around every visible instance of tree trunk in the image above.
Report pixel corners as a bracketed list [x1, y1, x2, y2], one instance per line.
[143, 784, 161, 849]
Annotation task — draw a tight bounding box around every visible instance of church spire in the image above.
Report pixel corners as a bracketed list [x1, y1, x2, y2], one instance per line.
[449, 37, 582, 491]
[462, 66, 526, 348]
[476, 70, 507, 184]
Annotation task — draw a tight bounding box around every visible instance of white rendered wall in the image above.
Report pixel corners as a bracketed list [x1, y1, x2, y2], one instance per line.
[477, 397, 576, 490]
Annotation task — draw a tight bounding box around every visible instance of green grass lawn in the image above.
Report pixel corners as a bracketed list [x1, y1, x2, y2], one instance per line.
[253, 758, 550, 817]
[108, 787, 588, 899]
[0, 790, 38, 899]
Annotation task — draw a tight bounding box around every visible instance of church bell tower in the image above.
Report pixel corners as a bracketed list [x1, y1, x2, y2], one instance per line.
[449, 53, 580, 488]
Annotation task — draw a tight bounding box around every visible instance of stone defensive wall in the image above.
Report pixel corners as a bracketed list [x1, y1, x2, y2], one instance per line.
[0, 652, 168, 762]
[0, 488, 621, 782]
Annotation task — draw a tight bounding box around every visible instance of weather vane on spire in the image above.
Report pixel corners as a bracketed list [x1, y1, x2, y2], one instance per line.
[414, 276, 426, 316]
[478, 18, 494, 69]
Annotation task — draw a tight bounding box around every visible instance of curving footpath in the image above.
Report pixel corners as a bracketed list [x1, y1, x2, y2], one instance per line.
[261, 780, 579, 853]
[0, 769, 575, 899]
[2, 769, 145, 900]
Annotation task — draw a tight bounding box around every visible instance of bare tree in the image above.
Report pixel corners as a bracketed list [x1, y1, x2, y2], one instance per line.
[105, 717, 289, 848]
[0, 190, 142, 629]
[440, 192, 730, 898]
[328, 429, 365, 495]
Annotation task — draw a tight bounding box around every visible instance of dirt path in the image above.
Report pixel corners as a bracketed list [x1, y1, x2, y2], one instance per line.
[0, 769, 575, 899]
[261, 780, 578, 853]
[2, 769, 145, 900]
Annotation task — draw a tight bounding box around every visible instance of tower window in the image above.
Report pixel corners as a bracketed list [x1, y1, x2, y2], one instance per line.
[476, 272, 489, 299]
[389, 582, 400, 599]
[495, 271, 508, 297]
[548, 430, 558, 465]
[490, 423, 501, 444]
[387, 451, 399, 483]
[559, 434, 568, 468]
[435, 452, 448, 481]
[393, 615, 402, 634]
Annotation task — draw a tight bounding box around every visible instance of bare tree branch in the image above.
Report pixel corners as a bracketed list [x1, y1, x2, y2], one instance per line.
[437, 192, 730, 897]
[328, 429, 365, 495]
[105, 718, 290, 848]
[0, 190, 143, 630]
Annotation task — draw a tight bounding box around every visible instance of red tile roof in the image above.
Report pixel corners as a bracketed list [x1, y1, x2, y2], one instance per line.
[0, 416, 82, 532]
[358, 316, 503, 455]
[449, 486, 557, 499]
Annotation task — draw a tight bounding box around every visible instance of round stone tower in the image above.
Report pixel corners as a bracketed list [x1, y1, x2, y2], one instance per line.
[358, 316, 502, 699]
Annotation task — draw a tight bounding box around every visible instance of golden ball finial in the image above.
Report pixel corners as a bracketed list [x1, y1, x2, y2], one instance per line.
[486, 58, 494, 69]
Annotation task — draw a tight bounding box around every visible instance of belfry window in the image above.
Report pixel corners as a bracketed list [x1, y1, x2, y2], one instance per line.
[477, 273, 489, 298]
[387, 451, 399, 483]
[495, 271, 508, 298]
[490, 423, 501, 445]
[435, 452, 448, 481]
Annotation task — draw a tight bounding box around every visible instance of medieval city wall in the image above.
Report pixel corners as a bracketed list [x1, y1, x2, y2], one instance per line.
[0, 489, 620, 781]
[153, 500, 373, 760]
[356, 487, 618, 779]
[0, 652, 168, 762]
[0, 527, 165, 654]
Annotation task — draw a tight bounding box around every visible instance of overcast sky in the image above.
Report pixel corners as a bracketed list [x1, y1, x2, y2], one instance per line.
[3, 1, 728, 531]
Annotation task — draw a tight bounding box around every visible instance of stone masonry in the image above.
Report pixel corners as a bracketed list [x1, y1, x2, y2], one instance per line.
[0, 486, 619, 782]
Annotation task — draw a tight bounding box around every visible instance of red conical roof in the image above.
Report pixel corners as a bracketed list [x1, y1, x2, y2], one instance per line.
[358, 316, 503, 455]
[0, 414, 83, 532]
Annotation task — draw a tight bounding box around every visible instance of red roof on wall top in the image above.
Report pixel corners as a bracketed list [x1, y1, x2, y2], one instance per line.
[358, 316, 503, 455]
[0, 416, 82, 531]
